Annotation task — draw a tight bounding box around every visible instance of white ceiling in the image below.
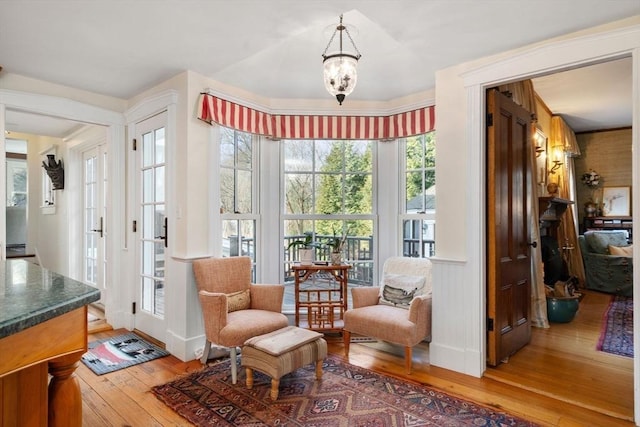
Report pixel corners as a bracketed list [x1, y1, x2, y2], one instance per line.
[1, 0, 638, 137]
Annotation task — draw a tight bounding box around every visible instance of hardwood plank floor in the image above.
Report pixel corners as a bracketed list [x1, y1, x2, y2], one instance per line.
[81, 290, 633, 426]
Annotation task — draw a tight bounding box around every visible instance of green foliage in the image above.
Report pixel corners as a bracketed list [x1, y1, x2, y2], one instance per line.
[315, 142, 373, 237]
[286, 231, 321, 250]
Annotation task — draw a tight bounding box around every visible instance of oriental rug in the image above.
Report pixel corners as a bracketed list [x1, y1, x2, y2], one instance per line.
[82, 332, 170, 375]
[597, 295, 633, 357]
[152, 355, 537, 426]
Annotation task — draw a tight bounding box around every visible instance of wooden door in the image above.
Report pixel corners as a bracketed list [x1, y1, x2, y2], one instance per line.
[486, 88, 534, 366]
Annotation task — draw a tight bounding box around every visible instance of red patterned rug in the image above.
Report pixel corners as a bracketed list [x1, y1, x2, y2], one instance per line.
[152, 354, 537, 426]
[597, 295, 633, 357]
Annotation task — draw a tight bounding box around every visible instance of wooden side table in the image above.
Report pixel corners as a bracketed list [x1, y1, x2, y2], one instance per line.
[292, 263, 351, 333]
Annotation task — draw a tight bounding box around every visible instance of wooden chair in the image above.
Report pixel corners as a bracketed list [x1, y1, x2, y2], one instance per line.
[192, 256, 289, 384]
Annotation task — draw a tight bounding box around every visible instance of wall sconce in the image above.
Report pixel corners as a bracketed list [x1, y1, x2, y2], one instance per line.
[547, 143, 564, 175]
[548, 159, 563, 174]
[534, 127, 546, 158]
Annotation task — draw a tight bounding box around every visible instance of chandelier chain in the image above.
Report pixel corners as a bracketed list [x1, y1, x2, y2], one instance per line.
[322, 29, 338, 57]
[321, 15, 361, 59]
[343, 27, 361, 58]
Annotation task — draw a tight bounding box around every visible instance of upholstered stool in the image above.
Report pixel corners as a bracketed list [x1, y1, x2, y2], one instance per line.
[241, 326, 327, 400]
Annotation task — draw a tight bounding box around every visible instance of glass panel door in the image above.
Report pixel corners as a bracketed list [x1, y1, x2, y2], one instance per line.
[83, 145, 107, 303]
[135, 112, 167, 339]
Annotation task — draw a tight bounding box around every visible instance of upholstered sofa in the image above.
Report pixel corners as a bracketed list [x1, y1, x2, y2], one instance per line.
[578, 230, 632, 296]
[343, 256, 432, 374]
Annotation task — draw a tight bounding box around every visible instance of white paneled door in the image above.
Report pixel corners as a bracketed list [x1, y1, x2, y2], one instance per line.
[83, 144, 107, 304]
[134, 112, 167, 340]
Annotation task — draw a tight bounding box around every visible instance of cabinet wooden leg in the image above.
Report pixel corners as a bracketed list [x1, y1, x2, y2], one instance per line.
[48, 353, 82, 427]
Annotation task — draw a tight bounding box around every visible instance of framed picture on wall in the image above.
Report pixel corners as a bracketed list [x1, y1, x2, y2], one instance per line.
[602, 186, 631, 216]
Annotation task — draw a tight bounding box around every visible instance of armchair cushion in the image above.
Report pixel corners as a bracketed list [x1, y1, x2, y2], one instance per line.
[379, 273, 427, 308]
[227, 289, 251, 312]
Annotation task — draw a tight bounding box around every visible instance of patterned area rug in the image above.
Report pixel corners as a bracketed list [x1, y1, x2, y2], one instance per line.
[82, 332, 170, 375]
[597, 295, 633, 357]
[152, 355, 537, 426]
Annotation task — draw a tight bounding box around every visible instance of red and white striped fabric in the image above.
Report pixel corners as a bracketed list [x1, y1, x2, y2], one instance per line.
[198, 93, 435, 140]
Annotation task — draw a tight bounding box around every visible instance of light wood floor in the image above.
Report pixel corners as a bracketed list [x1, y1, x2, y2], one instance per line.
[81, 290, 634, 426]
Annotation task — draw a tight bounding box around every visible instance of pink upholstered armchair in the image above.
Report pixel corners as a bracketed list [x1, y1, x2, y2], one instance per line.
[343, 256, 432, 374]
[192, 256, 289, 384]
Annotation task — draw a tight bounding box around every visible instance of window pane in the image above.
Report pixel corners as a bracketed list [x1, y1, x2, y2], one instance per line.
[220, 167, 234, 213]
[222, 220, 256, 262]
[315, 140, 340, 172]
[142, 132, 153, 167]
[155, 128, 165, 164]
[402, 219, 436, 258]
[345, 141, 372, 172]
[284, 173, 314, 214]
[237, 170, 252, 213]
[143, 169, 154, 202]
[345, 173, 372, 214]
[155, 166, 165, 203]
[236, 132, 252, 169]
[284, 140, 313, 172]
[220, 127, 235, 167]
[142, 205, 155, 239]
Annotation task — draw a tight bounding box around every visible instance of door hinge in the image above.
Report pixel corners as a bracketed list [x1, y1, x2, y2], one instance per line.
[487, 318, 494, 331]
[132, 138, 137, 151]
[487, 113, 493, 127]
[132, 302, 136, 314]
[132, 220, 137, 232]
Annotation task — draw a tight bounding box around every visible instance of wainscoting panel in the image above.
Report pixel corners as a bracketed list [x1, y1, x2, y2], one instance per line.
[429, 257, 484, 377]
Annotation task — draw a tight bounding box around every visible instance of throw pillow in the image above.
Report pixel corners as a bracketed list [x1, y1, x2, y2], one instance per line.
[379, 273, 426, 308]
[608, 244, 633, 257]
[585, 231, 628, 254]
[227, 289, 250, 312]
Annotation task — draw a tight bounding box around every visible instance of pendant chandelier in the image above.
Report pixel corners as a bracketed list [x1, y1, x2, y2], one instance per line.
[322, 14, 362, 105]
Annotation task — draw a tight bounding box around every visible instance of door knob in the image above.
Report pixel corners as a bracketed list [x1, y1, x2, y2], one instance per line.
[528, 241, 537, 248]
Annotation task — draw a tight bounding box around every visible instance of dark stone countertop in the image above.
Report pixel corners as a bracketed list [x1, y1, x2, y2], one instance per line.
[0, 259, 101, 339]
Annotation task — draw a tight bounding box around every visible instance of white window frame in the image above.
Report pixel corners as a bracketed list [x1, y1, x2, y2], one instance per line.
[219, 127, 260, 278]
[280, 139, 377, 310]
[398, 132, 436, 258]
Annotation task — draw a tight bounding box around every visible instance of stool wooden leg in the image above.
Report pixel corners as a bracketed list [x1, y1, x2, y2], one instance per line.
[270, 378, 279, 400]
[315, 360, 323, 380]
[245, 368, 254, 389]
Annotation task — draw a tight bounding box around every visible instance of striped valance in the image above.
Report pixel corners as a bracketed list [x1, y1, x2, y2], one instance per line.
[198, 93, 435, 140]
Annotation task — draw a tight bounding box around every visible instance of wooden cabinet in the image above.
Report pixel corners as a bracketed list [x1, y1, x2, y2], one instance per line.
[584, 216, 633, 242]
[292, 264, 351, 333]
[538, 197, 574, 241]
